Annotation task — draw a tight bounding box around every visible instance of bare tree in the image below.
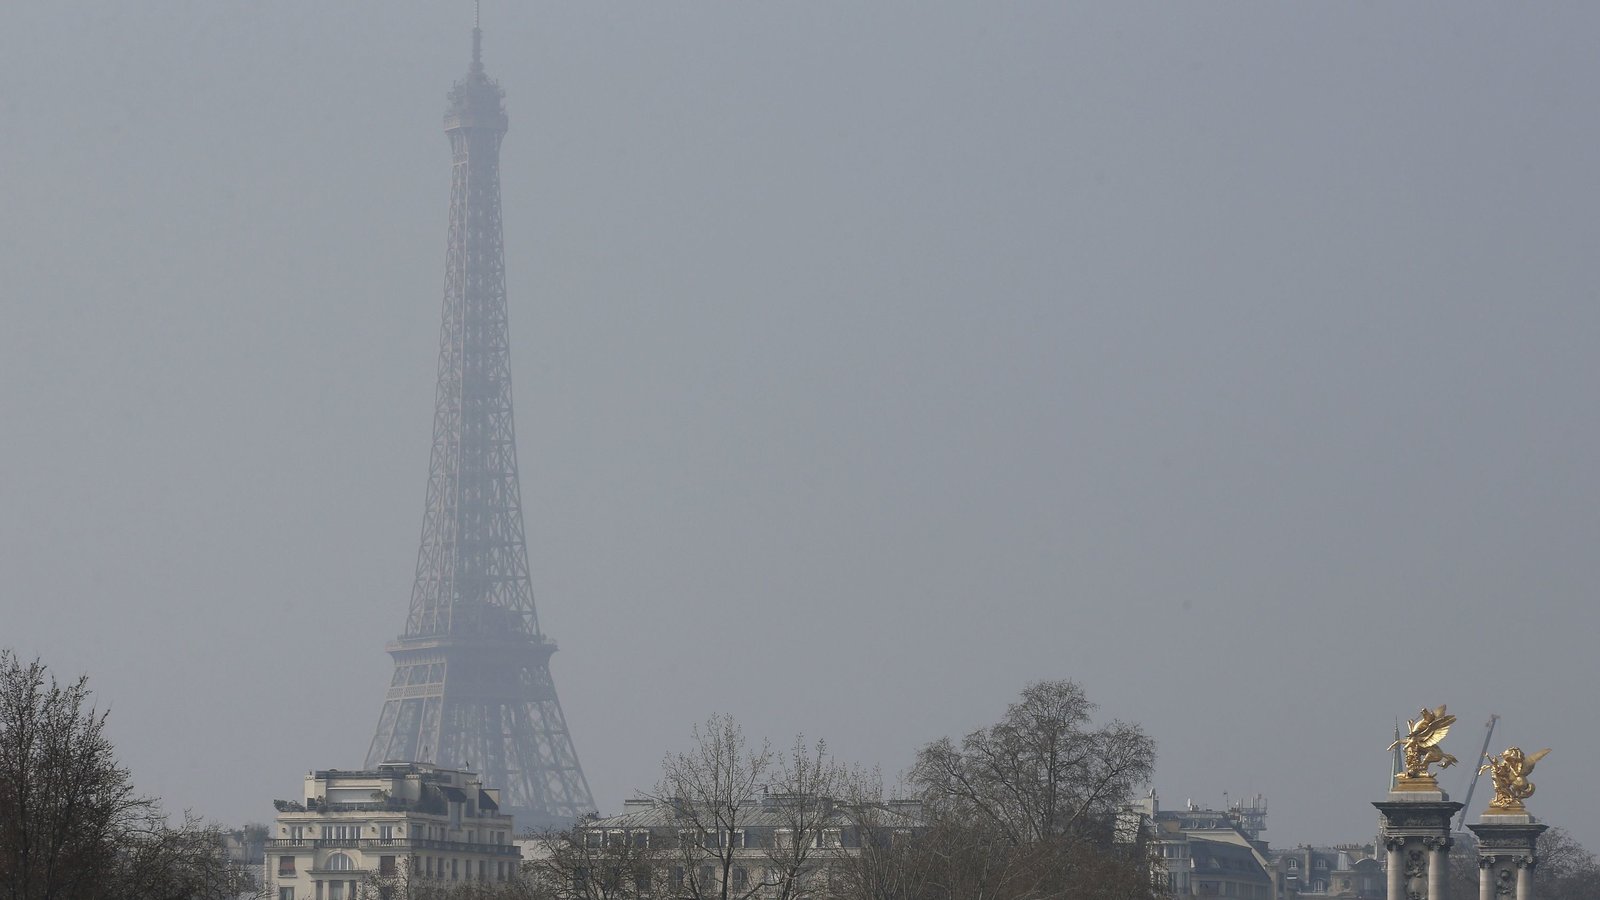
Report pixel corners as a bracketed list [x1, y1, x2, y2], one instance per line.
[909, 680, 1155, 846]
[0, 650, 152, 899]
[0, 651, 269, 900]
[114, 812, 262, 900]
[1536, 827, 1600, 900]
[761, 737, 871, 900]
[524, 821, 661, 900]
[835, 809, 1158, 900]
[638, 716, 867, 900]
[648, 714, 773, 900]
[831, 680, 1159, 900]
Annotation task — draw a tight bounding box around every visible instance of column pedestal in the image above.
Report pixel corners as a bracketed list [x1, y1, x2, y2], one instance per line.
[1375, 788, 1463, 900]
[1467, 814, 1545, 900]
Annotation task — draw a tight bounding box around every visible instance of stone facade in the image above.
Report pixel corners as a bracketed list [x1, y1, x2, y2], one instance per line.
[267, 763, 521, 899]
[1373, 791, 1462, 900]
[559, 794, 924, 898]
[1467, 815, 1546, 900]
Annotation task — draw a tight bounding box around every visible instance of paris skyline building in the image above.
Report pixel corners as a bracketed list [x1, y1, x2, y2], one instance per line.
[364, 18, 596, 830]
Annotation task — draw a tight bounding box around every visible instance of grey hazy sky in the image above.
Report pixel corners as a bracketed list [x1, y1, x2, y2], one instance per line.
[3, 2, 1597, 850]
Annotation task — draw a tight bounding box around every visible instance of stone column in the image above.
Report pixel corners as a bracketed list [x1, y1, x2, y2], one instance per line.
[1375, 789, 1462, 900]
[1387, 838, 1405, 900]
[1425, 836, 1452, 900]
[1467, 817, 1545, 900]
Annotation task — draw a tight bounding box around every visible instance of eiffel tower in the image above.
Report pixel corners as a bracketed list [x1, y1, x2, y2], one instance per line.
[366, 15, 595, 830]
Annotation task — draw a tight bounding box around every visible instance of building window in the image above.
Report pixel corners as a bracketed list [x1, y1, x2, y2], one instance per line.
[279, 890, 294, 900]
[452, 859, 459, 880]
[329, 883, 343, 900]
[279, 856, 297, 876]
[379, 825, 395, 843]
[326, 853, 355, 871]
[734, 867, 749, 890]
[380, 856, 397, 876]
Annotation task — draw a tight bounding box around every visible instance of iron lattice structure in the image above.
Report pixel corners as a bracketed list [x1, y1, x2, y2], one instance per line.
[366, 26, 595, 829]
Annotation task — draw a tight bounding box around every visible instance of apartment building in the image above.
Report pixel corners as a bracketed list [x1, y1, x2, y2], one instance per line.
[267, 762, 521, 899]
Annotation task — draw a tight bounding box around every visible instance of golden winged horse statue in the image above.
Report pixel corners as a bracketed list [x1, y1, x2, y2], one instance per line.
[1480, 746, 1552, 812]
[1388, 704, 1459, 787]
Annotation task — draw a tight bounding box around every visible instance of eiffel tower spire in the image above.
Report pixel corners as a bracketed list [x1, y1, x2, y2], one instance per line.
[366, 16, 596, 829]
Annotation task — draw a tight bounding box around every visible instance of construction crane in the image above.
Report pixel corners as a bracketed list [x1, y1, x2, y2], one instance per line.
[1456, 713, 1499, 832]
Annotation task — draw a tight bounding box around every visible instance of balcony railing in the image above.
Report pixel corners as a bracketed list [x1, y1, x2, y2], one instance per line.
[263, 837, 518, 856]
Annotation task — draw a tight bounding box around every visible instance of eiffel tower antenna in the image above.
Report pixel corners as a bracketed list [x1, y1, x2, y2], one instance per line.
[366, 13, 596, 830]
[472, 1, 483, 70]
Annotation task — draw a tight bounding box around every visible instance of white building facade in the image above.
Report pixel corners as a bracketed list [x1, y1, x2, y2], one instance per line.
[267, 763, 521, 899]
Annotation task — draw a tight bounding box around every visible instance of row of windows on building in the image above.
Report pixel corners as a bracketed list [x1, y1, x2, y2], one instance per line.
[277, 854, 513, 885]
[575, 864, 830, 893]
[282, 823, 509, 845]
[280, 882, 358, 900]
[1194, 881, 1271, 899]
[582, 828, 847, 850]
[278, 853, 375, 876]
[1282, 858, 1331, 871]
